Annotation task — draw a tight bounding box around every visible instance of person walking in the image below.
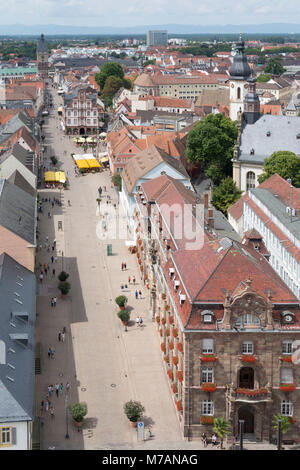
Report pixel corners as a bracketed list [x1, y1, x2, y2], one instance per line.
[132, 276, 136, 285]
[139, 290, 142, 299]
[50, 298, 54, 308]
[128, 276, 131, 284]
[52, 245, 55, 252]
[51, 255, 54, 263]
[50, 406, 55, 418]
[135, 290, 138, 300]
[136, 316, 140, 328]
[47, 347, 51, 359]
[58, 331, 61, 342]
[201, 432, 207, 448]
[45, 400, 49, 412]
[48, 211, 51, 218]
[54, 256, 58, 263]
[50, 347, 55, 359]
[40, 400, 44, 413]
[139, 316, 143, 327]
[55, 383, 59, 398]
[52, 268, 56, 276]
[124, 262, 127, 270]
[121, 263, 124, 271]
[53, 297, 57, 307]
[53, 239, 56, 248]
[61, 332, 65, 343]
[66, 382, 70, 394]
[48, 385, 52, 397]
[59, 383, 63, 396]
[39, 273, 43, 283]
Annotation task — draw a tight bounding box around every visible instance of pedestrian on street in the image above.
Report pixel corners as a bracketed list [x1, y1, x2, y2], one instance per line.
[39, 273, 43, 283]
[133, 276, 136, 285]
[44, 267, 48, 275]
[40, 400, 44, 413]
[48, 385, 53, 397]
[124, 262, 127, 270]
[55, 383, 59, 398]
[50, 348, 55, 359]
[47, 264, 50, 271]
[66, 382, 70, 394]
[52, 268, 56, 276]
[139, 290, 142, 299]
[45, 400, 49, 412]
[51, 298, 54, 308]
[139, 316, 143, 327]
[52, 245, 55, 251]
[128, 276, 131, 284]
[121, 263, 123, 271]
[51, 255, 54, 263]
[61, 332, 65, 343]
[135, 290, 138, 299]
[59, 383, 63, 396]
[53, 297, 57, 307]
[58, 331, 61, 342]
[48, 211, 51, 218]
[136, 316, 140, 327]
[53, 239, 56, 247]
[50, 406, 55, 418]
[47, 347, 51, 359]
[54, 257, 58, 263]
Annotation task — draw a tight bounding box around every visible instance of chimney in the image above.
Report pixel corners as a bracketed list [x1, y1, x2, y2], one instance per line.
[203, 193, 209, 209]
[208, 208, 214, 228]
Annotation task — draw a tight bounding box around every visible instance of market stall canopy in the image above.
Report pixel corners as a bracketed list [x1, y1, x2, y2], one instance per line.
[73, 137, 86, 143]
[44, 171, 56, 182]
[86, 136, 97, 143]
[55, 171, 66, 183]
[76, 160, 90, 169]
[86, 159, 101, 168]
[100, 132, 107, 137]
[57, 107, 63, 113]
[100, 156, 109, 163]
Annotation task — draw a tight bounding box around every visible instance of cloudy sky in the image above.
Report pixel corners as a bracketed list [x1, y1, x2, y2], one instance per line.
[1, 0, 300, 26]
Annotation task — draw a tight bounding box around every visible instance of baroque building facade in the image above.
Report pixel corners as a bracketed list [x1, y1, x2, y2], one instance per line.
[63, 86, 100, 135]
[132, 175, 300, 444]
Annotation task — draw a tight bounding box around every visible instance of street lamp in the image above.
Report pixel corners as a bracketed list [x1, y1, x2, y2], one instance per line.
[62, 250, 64, 272]
[277, 419, 282, 451]
[65, 394, 70, 439]
[239, 419, 244, 450]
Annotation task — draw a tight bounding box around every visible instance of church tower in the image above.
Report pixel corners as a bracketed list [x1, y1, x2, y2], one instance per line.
[37, 34, 49, 78]
[229, 34, 251, 121]
[243, 75, 261, 124]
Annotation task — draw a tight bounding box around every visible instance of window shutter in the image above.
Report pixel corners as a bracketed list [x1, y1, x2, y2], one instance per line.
[281, 368, 293, 383]
[202, 339, 213, 353]
[12, 427, 17, 445]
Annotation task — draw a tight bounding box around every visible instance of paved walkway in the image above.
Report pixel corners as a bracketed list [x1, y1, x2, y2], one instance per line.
[35, 87, 202, 450]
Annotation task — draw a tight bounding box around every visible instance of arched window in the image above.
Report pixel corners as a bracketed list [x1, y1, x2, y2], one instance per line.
[237, 87, 241, 100]
[246, 171, 256, 190]
[236, 314, 260, 327]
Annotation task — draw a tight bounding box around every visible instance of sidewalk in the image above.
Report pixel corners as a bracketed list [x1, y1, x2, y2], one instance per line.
[35, 88, 203, 450]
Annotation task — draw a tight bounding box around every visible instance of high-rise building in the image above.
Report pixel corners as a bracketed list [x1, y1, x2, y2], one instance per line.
[146, 30, 168, 47]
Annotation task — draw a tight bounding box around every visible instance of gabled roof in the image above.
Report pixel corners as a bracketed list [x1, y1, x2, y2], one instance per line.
[122, 144, 190, 195]
[7, 170, 36, 197]
[0, 179, 36, 245]
[0, 253, 36, 422]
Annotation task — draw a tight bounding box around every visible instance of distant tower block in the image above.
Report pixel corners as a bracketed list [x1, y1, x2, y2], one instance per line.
[37, 34, 49, 78]
[229, 34, 251, 121]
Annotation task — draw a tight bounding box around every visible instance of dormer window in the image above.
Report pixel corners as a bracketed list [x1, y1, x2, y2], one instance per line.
[169, 267, 175, 277]
[297, 134, 300, 140]
[282, 311, 295, 324]
[250, 148, 255, 155]
[266, 131, 271, 137]
[201, 310, 214, 323]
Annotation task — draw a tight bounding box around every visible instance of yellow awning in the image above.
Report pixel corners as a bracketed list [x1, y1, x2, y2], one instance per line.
[100, 156, 109, 163]
[57, 107, 63, 113]
[55, 171, 66, 183]
[86, 136, 97, 143]
[86, 159, 101, 168]
[76, 159, 89, 169]
[73, 137, 85, 143]
[44, 171, 56, 182]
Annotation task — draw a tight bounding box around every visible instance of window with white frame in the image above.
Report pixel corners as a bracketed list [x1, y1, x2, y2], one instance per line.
[242, 341, 253, 354]
[281, 367, 293, 384]
[202, 367, 214, 384]
[282, 340, 293, 355]
[0, 427, 11, 445]
[202, 400, 214, 415]
[281, 400, 293, 416]
[202, 339, 214, 354]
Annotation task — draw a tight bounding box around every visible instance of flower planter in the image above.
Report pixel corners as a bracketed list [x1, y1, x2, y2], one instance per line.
[160, 343, 166, 353]
[202, 383, 217, 393]
[172, 328, 178, 338]
[161, 293, 166, 300]
[201, 354, 216, 363]
[165, 328, 170, 337]
[164, 305, 170, 312]
[140, 266, 143, 272]
[281, 355, 292, 362]
[177, 371, 183, 382]
[61, 294, 67, 300]
[155, 316, 160, 323]
[129, 420, 137, 428]
[159, 328, 163, 337]
[200, 416, 214, 425]
[167, 370, 173, 380]
[172, 383, 178, 394]
[289, 417, 296, 424]
[280, 384, 296, 392]
[168, 316, 174, 324]
[176, 400, 182, 412]
[172, 356, 179, 366]
[74, 420, 83, 429]
[161, 318, 166, 326]
[177, 342, 183, 353]
[236, 388, 268, 396]
[168, 341, 174, 350]
[241, 355, 256, 363]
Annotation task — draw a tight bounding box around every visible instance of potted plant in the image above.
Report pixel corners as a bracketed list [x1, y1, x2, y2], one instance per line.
[177, 370, 183, 382]
[200, 416, 214, 425]
[212, 417, 230, 449]
[58, 281, 71, 299]
[69, 402, 87, 429]
[161, 343, 166, 353]
[96, 198, 102, 206]
[280, 383, 296, 392]
[272, 414, 291, 449]
[176, 342, 183, 353]
[58, 271, 69, 282]
[50, 156, 58, 166]
[117, 310, 130, 325]
[115, 295, 128, 310]
[201, 354, 217, 362]
[124, 400, 145, 427]
[202, 382, 217, 392]
[241, 354, 256, 363]
[176, 400, 182, 411]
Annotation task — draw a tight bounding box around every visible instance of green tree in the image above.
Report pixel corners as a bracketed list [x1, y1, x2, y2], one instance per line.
[272, 414, 291, 448]
[94, 62, 124, 90]
[186, 113, 238, 184]
[265, 58, 285, 75]
[213, 417, 230, 449]
[211, 177, 242, 215]
[143, 59, 156, 66]
[258, 151, 300, 187]
[256, 73, 272, 82]
[102, 75, 124, 99]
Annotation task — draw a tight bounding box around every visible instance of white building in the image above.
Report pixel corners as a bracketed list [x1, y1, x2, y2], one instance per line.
[228, 173, 300, 299]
